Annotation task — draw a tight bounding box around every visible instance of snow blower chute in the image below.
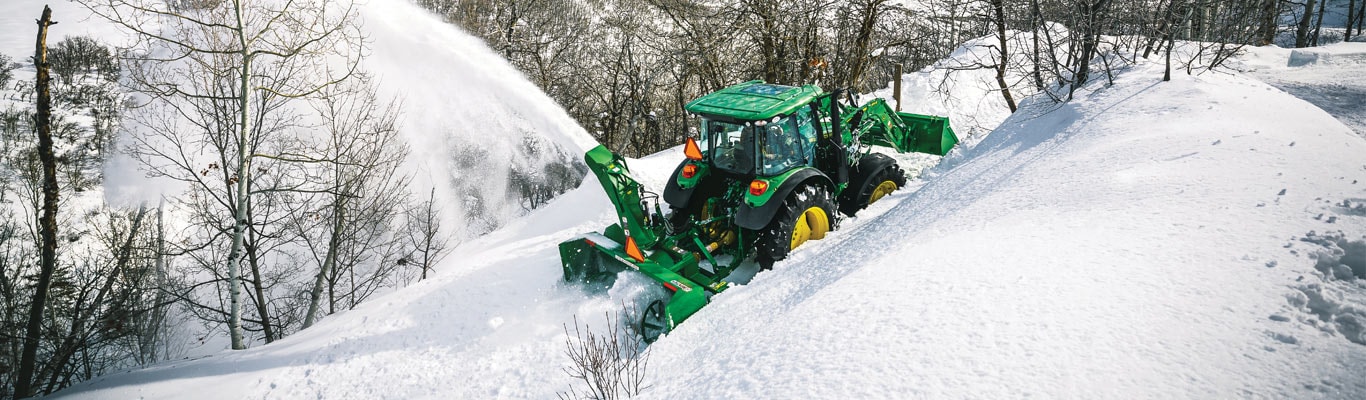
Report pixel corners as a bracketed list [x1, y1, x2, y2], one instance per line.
[560, 80, 957, 342]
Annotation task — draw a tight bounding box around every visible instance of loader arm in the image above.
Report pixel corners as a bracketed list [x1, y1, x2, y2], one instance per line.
[847, 98, 959, 156]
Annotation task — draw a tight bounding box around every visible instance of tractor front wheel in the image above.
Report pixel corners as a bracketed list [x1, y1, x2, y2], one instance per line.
[755, 183, 835, 269]
[839, 162, 907, 216]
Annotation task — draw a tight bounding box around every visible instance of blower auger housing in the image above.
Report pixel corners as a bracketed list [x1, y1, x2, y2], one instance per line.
[559, 80, 958, 342]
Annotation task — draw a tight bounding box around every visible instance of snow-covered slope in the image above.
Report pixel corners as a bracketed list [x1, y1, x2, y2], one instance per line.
[49, 36, 1366, 400]
[643, 59, 1366, 398]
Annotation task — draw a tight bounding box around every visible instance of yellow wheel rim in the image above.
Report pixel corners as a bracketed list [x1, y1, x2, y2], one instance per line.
[869, 180, 898, 204]
[789, 206, 830, 250]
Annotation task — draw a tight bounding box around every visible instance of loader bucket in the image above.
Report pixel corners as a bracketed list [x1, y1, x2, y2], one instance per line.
[897, 112, 958, 156]
[849, 98, 958, 157]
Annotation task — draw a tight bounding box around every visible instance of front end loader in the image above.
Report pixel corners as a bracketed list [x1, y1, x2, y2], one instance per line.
[560, 81, 958, 342]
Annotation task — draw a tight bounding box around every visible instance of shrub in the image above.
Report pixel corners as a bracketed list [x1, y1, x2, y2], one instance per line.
[559, 311, 651, 400]
[0, 54, 14, 89]
[48, 36, 118, 87]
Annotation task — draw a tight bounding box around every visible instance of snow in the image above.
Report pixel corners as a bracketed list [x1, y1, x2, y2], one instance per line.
[13, 1, 1366, 399]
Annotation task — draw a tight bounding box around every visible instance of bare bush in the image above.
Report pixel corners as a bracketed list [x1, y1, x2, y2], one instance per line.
[0, 54, 14, 89]
[48, 35, 118, 88]
[559, 312, 651, 400]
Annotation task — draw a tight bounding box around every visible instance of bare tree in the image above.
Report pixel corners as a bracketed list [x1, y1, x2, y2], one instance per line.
[558, 312, 651, 400]
[1069, 0, 1114, 99]
[990, 0, 1018, 112]
[299, 74, 408, 329]
[82, 0, 362, 349]
[403, 188, 450, 283]
[1349, 0, 1358, 41]
[1257, 0, 1281, 45]
[1312, 0, 1327, 46]
[36, 205, 166, 395]
[1359, 0, 1366, 38]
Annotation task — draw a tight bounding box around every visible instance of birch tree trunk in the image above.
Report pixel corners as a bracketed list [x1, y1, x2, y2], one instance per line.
[224, 2, 253, 348]
[304, 197, 344, 328]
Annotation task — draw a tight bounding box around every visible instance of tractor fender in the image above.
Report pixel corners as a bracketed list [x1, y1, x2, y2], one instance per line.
[736, 168, 833, 230]
[662, 161, 693, 209]
[663, 160, 724, 212]
[846, 153, 898, 198]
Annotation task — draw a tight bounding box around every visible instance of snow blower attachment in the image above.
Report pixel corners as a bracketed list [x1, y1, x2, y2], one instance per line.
[560, 80, 958, 342]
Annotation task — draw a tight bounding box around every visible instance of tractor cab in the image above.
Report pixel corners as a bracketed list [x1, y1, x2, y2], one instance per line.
[696, 111, 818, 177]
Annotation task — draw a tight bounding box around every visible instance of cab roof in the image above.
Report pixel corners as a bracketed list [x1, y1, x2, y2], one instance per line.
[685, 80, 824, 121]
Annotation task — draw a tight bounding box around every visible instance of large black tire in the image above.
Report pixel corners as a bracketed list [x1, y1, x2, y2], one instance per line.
[838, 162, 907, 216]
[754, 183, 836, 269]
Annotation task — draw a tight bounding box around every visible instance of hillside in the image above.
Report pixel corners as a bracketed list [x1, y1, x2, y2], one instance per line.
[0, 0, 1357, 398]
[49, 23, 1366, 400]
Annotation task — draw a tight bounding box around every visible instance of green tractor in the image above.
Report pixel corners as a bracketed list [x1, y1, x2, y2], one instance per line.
[559, 80, 957, 342]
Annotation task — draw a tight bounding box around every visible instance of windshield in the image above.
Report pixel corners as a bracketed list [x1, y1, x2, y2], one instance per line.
[757, 113, 813, 175]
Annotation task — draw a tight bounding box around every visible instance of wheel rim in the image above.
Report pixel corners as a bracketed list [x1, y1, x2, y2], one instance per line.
[789, 206, 830, 250]
[640, 299, 667, 343]
[869, 180, 898, 204]
[790, 212, 810, 249]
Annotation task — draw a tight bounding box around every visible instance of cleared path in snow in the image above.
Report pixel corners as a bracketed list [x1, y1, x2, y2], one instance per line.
[1242, 42, 1366, 139]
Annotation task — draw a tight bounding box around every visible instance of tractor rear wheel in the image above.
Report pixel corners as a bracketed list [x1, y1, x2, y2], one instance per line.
[839, 162, 907, 216]
[755, 183, 835, 269]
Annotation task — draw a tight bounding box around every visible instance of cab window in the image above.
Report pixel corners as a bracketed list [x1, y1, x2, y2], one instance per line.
[758, 115, 806, 176]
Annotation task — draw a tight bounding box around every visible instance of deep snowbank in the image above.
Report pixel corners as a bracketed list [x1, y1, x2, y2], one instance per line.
[640, 57, 1366, 399]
